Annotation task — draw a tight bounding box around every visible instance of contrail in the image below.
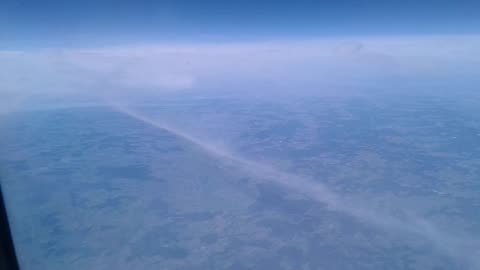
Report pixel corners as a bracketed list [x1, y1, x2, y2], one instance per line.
[111, 103, 479, 268]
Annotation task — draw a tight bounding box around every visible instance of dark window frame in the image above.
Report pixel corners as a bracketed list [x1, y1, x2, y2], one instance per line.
[0, 185, 20, 270]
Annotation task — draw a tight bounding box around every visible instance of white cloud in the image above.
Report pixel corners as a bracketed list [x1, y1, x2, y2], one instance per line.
[1, 35, 479, 108]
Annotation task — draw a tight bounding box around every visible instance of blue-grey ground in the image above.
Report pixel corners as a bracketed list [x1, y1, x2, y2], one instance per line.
[1, 93, 480, 270]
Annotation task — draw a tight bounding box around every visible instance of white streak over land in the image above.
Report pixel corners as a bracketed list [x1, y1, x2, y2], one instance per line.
[112, 104, 480, 269]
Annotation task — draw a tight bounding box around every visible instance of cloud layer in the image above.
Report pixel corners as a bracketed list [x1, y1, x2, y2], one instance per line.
[1, 35, 480, 108]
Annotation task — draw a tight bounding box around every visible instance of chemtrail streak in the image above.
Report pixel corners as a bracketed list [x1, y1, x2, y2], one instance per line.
[112, 103, 479, 268]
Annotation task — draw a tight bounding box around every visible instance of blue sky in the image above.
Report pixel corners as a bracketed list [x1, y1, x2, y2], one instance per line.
[2, 0, 480, 48]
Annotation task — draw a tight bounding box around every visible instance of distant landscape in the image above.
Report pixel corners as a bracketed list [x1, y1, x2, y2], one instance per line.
[2, 91, 480, 270]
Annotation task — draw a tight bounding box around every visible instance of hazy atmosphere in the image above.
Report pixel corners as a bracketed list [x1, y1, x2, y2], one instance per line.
[1, 1, 480, 270]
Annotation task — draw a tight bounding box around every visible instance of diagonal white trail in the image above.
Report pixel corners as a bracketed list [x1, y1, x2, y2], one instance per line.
[111, 103, 479, 269]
